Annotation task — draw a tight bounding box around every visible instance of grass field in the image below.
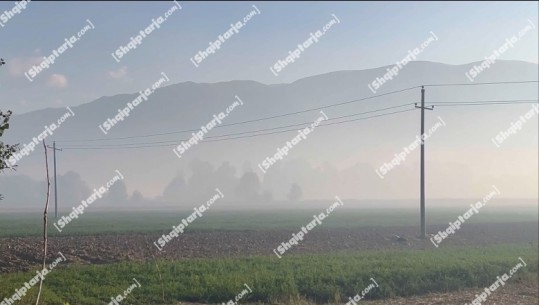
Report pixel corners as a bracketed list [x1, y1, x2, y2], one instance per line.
[0, 207, 537, 237]
[0, 243, 536, 305]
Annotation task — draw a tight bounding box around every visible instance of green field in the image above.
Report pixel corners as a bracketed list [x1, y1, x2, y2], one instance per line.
[0, 244, 536, 305]
[0, 207, 537, 237]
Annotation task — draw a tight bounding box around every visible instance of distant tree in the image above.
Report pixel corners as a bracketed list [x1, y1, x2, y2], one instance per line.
[162, 171, 186, 202]
[235, 171, 261, 201]
[287, 183, 303, 202]
[58, 171, 91, 204]
[107, 180, 128, 204]
[187, 159, 216, 201]
[214, 161, 238, 200]
[130, 190, 144, 204]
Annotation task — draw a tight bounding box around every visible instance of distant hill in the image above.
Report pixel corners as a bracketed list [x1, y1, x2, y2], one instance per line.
[2, 60, 537, 203]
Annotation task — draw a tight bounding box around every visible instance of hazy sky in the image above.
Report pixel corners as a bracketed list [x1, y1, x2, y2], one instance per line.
[0, 1, 537, 113]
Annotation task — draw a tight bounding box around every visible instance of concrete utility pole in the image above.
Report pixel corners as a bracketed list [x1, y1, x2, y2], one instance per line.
[46, 141, 62, 219]
[415, 86, 433, 239]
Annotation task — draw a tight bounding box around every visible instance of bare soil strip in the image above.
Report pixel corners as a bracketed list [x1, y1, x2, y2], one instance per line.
[1, 222, 537, 273]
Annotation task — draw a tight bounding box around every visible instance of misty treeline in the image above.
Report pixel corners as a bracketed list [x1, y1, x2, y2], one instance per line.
[0, 158, 309, 206]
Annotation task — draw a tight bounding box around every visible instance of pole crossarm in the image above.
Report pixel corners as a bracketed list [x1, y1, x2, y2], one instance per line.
[46, 146, 63, 151]
[414, 103, 434, 111]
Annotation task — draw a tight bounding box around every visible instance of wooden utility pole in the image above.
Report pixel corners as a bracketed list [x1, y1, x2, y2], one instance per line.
[415, 86, 433, 238]
[47, 141, 62, 219]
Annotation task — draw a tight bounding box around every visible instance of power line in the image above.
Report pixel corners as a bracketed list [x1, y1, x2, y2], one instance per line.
[428, 99, 538, 107]
[430, 100, 538, 105]
[429, 101, 538, 107]
[60, 99, 537, 149]
[208, 108, 415, 142]
[431, 102, 537, 107]
[423, 80, 539, 87]
[61, 107, 417, 150]
[62, 103, 415, 148]
[56, 86, 421, 143]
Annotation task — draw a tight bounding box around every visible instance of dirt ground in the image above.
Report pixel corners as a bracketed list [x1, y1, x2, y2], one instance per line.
[0, 222, 537, 273]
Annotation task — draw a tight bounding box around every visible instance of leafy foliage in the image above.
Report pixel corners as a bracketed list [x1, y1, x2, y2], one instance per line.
[0, 110, 19, 200]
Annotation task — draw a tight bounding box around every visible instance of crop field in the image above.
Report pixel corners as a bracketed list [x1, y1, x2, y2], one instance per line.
[0, 208, 537, 304]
